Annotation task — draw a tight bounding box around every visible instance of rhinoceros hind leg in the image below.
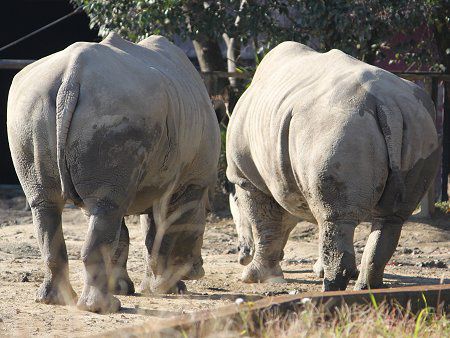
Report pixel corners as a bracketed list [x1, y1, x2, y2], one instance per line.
[320, 220, 358, 291]
[354, 217, 402, 290]
[77, 210, 123, 313]
[32, 205, 77, 305]
[110, 219, 135, 295]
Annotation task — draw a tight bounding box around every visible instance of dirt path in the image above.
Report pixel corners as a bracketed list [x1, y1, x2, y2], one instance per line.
[0, 187, 448, 336]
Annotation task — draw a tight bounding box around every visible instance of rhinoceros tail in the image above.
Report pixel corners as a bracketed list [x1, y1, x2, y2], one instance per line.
[56, 63, 81, 204]
[375, 103, 406, 208]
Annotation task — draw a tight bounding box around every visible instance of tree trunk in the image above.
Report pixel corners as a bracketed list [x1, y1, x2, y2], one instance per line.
[222, 33, 241, 114]
[223, 33, 239, 87]
[192, 37, 228, 95]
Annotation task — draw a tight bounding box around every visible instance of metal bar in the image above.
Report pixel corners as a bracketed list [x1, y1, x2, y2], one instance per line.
[392, 71, 450, 81]
[1, 60, 450, 82]
[0, 7, 83, 53]
[201, 71, 450, 81]
[200, 71, 253, 79]
[0, 59, 34, 70]
[102, 284, 449, 336]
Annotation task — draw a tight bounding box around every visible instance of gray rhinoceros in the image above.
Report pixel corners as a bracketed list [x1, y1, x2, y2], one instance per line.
[226, 41, 439, 291]
[7, 33, 220, 312]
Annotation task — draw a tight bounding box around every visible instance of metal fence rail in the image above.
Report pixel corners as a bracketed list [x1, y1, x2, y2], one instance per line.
[1, 60, 448, 216]
[101, 284, 450, 336]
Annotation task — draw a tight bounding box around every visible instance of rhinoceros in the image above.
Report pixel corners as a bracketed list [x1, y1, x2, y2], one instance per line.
[226, 41, 439, 291]
[7, 33, 220, 312]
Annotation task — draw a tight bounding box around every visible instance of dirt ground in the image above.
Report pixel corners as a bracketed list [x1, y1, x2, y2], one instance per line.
[0, 186, 448, 336]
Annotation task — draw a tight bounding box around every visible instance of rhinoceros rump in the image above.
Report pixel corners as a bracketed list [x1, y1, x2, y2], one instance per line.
[7, 33, 220, 313]
[226, 42, 439, 291]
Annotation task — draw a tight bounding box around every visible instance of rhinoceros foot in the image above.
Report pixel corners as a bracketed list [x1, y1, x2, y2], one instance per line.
[77, 286, 120, 313]
[110, 274, 135, 295]
[138, 277, 187, 295]
[353, 280, 385, 291]
[36, 278, 77, 306]
[241, 261, 285, 283]
[182, 262, 205, 280]
[238, 245, 254, 266]
[313, 259, 359, 280]
[111, 276, 134, 295]
[313, 259, 324, 278]
[350, 269, 359, 280]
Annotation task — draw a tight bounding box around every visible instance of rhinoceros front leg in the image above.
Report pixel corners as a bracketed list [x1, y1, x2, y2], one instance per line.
[279, 222, 296, 261]
[33, 205, 77, 305]
[139, 212, 187, 294]
[139, 212, 186, 294]
[77, 210, 123, 313]
[109, 219, 135, 295]
[313, 227, 325, 278]
[314, 223, 360, 280]
[139, 187, 207, 294]
[355, 217, 402, 290]
[238, 188, 287, 283]
[320, 220, 358, 291]
[181, 233, 205, 280]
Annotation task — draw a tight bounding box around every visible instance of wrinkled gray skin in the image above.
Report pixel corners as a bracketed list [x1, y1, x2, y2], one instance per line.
[7, 33, 220, 313]
[226, 42, 439, 291]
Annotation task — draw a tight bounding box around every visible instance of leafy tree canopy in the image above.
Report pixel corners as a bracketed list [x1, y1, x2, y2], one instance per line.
[72, 1, 300, 60]
[73, 0, 449, 72]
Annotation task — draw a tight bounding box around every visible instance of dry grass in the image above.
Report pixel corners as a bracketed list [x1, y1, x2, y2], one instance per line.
[169, 301, 449, 338]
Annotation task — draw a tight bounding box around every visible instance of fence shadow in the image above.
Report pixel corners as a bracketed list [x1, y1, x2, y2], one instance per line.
[384, 272, 449, 286]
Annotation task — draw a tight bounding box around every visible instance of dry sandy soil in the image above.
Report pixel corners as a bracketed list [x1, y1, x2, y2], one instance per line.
[0, 186, 448, 336]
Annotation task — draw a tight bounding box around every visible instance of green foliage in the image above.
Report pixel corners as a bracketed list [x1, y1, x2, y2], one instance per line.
[72, 0, 450, 71]
[435, 201, 450, 213]
[290, 0, 449, 70]
[386, 0, 450, 72]
[72, 0, 299, 48]
[73, 0, 449, 73]
[292, 0, 403, 63]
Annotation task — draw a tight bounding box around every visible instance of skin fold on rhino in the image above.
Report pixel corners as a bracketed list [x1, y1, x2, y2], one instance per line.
[226, 41, 439, 291]
[7, 33, 220, 313]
